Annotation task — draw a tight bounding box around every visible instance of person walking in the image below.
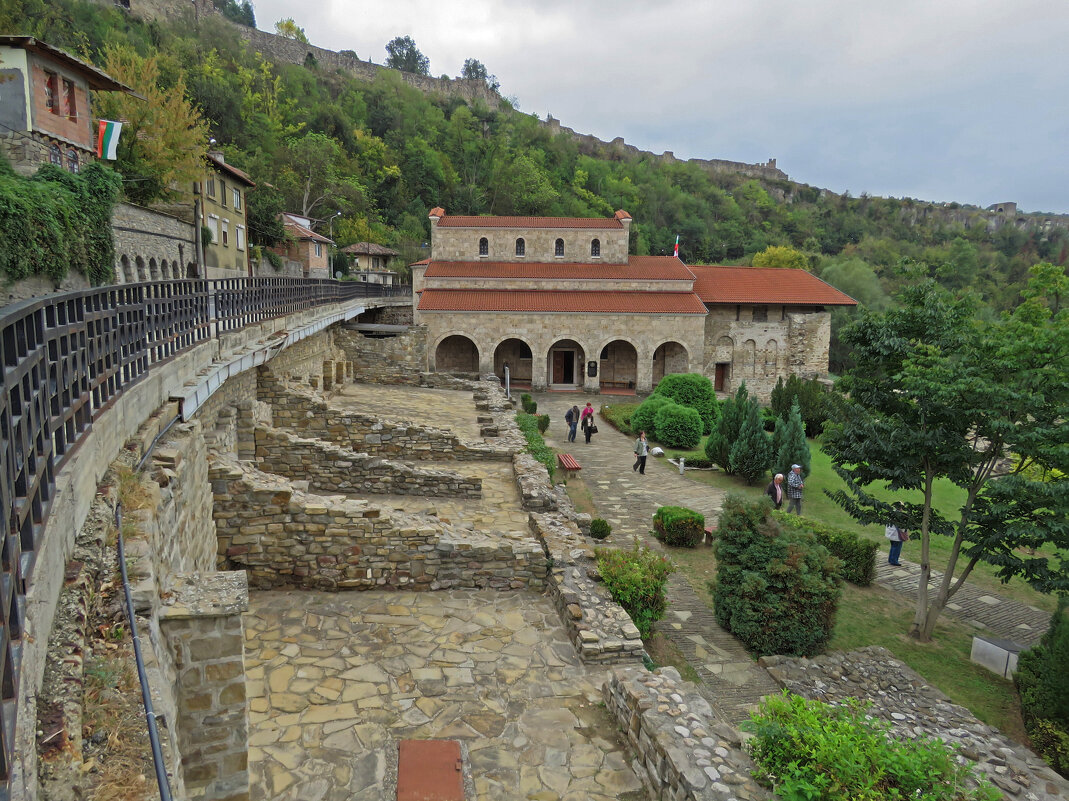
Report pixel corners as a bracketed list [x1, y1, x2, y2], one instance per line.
[765, 473, 785, 509]
[885, 502, 909, 565]
[580, 402, 596, 444]
[565, 405, 579, 442]
[786, 464, 804, 514]
[633, 431, 649, 474]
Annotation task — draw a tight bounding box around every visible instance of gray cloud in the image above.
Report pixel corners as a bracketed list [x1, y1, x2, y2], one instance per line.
[251, 0, 1069, 212]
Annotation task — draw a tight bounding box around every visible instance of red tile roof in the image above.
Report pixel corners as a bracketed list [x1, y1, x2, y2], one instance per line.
[418, 289, 707, 314]
[435, 215, 624, 229]
[281, 215, 332, 244]
[689, 265, 857, 306]
[424, 256, 693, 281]
[207, 154, 256, 187]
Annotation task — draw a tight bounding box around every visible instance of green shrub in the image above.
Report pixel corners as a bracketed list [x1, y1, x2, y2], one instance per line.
[600, 402, 639, 435]
[770, 374, 829, 438]
[515, 412, 554, 480]
[712, 495, 841, 657]
[589, 518, 611, 540]
[761, 407, 778, 432]
[775, 398, 811, 477]
[706, 383, 749, 471]
[520, 393, 537, 414]
[676, 456, 713, 469]
[653, 373, 719, 434]
[1016, 597, 1069, 775]
[772, 511, 878, 586]
[630, 395, 672, 439]
[536, 413, 550, 434]
[653, 506, 705, 548]
[653, 403, 703, 449]
[745, 692, 1000, 801]
[728, 397, 773, 484]
[596, 539, 675, 639]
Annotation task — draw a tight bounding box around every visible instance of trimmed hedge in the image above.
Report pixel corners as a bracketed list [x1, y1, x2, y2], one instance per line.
[653, 505, 705, 548]
[713, 495, 841, 657]
[515, 412, 554, 480]
[520, 393, 537, 414]
[589, 518, 611, 540]
[596, 540, 675, 639]
[652, 373, 718, 434]
[653, 402, 703, 449]
[536, 413, 550, 434]
[600, 402, 639, 435]
[629, 395, 672, 439]
[772, 511, 878, 586]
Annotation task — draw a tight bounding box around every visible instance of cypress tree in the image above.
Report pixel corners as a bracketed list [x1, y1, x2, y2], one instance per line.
[729, 397, 773, 484]
[776, 398, 811, 477]
[706, 383, 749, 472]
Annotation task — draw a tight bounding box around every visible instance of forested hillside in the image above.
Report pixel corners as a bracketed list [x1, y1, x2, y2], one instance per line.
[5, 0, 1067, 367]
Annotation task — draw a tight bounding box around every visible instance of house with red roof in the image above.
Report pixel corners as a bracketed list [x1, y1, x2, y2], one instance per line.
[269, 212, 333, 279]
[413, 208, 855, 396]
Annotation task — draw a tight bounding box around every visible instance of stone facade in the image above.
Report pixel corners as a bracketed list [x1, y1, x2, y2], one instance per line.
[199, 154, 254, 278]
[334, 323, 428, 386]
[429, 214, 630, 265]
[211, 460, 546, 592]
[112, 202, 198, 282]
[253, 425, 482, 498]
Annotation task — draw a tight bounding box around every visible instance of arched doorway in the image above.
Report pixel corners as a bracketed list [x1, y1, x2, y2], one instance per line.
[547, 339, 586, 389]
[598, 340, 637, 391]
[494, 338, 533, 386]
[435, 335, 479, 373]
[653, 342, 689, 386]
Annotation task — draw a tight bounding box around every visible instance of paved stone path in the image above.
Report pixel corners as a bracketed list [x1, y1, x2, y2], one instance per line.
[536, 393, 780, 724]
[873, 561, 1051, 647]
[245, 589, 648, 801]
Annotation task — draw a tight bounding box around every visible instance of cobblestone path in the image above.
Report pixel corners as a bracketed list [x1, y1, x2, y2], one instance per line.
[873, 561, 1051, 647]
[535, 393, 780, 724]
[245, 589, 648, 801]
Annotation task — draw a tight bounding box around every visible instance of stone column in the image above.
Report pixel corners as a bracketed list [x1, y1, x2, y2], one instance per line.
[635, 348, 654, 394]
[159, 572, 250, 801]
[531, 351, 548, 391]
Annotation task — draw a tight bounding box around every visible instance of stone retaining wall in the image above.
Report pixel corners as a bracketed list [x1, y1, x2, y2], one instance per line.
[334, 324, 427, 385]
[253, 425, 482, 498]
[762, 646, 1069, 801]
[604, 666, 771, 801]
[258, 372, 512, 461]
[211, 460, 545, 591]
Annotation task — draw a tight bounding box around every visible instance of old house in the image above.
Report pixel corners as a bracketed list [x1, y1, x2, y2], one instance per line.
[197, 152, 256, 278]
[270, 213, 333, 279]
[412, 208, 855, 397]
[0, 36, 133, 176]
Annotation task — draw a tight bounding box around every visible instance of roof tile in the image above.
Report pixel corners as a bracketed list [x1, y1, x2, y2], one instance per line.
[690, 265, 857, 306]
[435, 215, 623, 230]
[425, 255, 692, 281]
[418, 289, 707, 314]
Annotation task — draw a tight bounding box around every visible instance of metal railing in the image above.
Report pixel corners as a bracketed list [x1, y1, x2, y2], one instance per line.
[0, 277, 409, 797]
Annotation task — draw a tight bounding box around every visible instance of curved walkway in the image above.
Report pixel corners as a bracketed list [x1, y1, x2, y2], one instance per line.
[536, 393, 780, 724]
[534, 392, 1054, 722]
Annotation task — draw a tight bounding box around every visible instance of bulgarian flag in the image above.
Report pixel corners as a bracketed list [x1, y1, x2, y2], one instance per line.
[96, 120, 122, 160]
[673, 235, 680, 258]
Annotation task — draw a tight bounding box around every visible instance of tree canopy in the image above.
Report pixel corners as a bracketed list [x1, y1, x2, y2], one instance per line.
[274, 18, 308, 42]
[824, 264, 1069, 641]
[385, 36, 429, 75]
[460, 58, 499, 92]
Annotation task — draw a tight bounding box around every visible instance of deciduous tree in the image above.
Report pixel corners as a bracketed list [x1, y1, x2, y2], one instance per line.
[752, 245, 810, 270]
[274, 18, 308, 43]
[824, 265, 1069, 641]
[384, 36, 429, 75]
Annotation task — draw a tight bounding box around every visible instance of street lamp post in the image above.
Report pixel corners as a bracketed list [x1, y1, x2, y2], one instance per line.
[328, 212, 342, 278]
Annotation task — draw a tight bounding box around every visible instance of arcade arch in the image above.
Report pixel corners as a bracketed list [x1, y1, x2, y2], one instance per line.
[652, 341, 689, 386]
[597, 339, 637, 390]
[493, 338, 533, 385]
[434, 334, 479, 373]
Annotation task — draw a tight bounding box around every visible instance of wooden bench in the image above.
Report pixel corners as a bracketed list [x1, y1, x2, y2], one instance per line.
[557, 453, 581, 478]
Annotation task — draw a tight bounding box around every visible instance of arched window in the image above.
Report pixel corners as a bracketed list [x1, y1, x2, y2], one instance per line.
[555, 238, 565, 257]
[478, 237, 488, 256]
[66, 149, 79, 173]
[591, 238, 600, 257]
[515, 238, 525, 256]
[49, 144, 62, 166]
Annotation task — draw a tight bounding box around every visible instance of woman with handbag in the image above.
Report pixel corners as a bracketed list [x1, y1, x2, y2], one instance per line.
[885, 502, 909, 566]
[580, 402, 596, 443]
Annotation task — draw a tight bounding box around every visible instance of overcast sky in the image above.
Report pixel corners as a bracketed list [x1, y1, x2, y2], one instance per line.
[250, 0, 1069, 214]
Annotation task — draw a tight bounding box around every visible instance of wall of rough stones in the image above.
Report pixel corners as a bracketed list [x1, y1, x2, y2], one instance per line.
[253, 425, 482, 498]
[211, 459, 546, 591]
[333, 324, 427, 385]
[762, 647, 1069, 801]
[111, 202, 198, 283]
[258, 372, 512, 460]
[604, 666, 771, 801]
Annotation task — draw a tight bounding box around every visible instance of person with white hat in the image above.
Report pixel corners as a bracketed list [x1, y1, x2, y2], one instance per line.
[786, 464, 804, 514]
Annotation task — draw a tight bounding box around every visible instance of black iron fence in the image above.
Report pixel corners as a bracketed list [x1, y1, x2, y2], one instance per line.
[0, 277, 408, 796]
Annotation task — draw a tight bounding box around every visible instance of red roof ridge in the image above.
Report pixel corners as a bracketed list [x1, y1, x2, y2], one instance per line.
[688, 264, 856, 306]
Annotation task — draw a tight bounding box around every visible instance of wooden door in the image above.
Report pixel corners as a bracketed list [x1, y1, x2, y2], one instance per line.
[553, 351, 565, 384]
[714, 363, 727, 391]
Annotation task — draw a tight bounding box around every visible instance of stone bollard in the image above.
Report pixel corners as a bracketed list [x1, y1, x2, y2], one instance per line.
[678, 457, 685, 475]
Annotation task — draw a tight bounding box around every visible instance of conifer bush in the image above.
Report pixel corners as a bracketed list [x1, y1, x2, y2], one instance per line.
[652, 373, 719, 434]
[1015, 597, 1069, 776]
[588, 518, 611, 540]
[705, 383, 749, 471]
[774, 397, 810, 477]
[712, 495, 841, 657]
[536, 413, 550, 434]
[653, 402, 702, 449]
[728, 397, 773, 484]
[773, 511, 878, 586]
[629, 395, 672, 440]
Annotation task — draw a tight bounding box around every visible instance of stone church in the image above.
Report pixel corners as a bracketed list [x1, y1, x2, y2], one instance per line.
[411, 208, 855, 398]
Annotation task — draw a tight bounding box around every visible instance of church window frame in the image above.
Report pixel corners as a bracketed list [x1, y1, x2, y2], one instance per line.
[591, 238, 600, 258]
[478, 237, 489, 257]
[515, 238, 525, 257]
[555, 238, 565, 258]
